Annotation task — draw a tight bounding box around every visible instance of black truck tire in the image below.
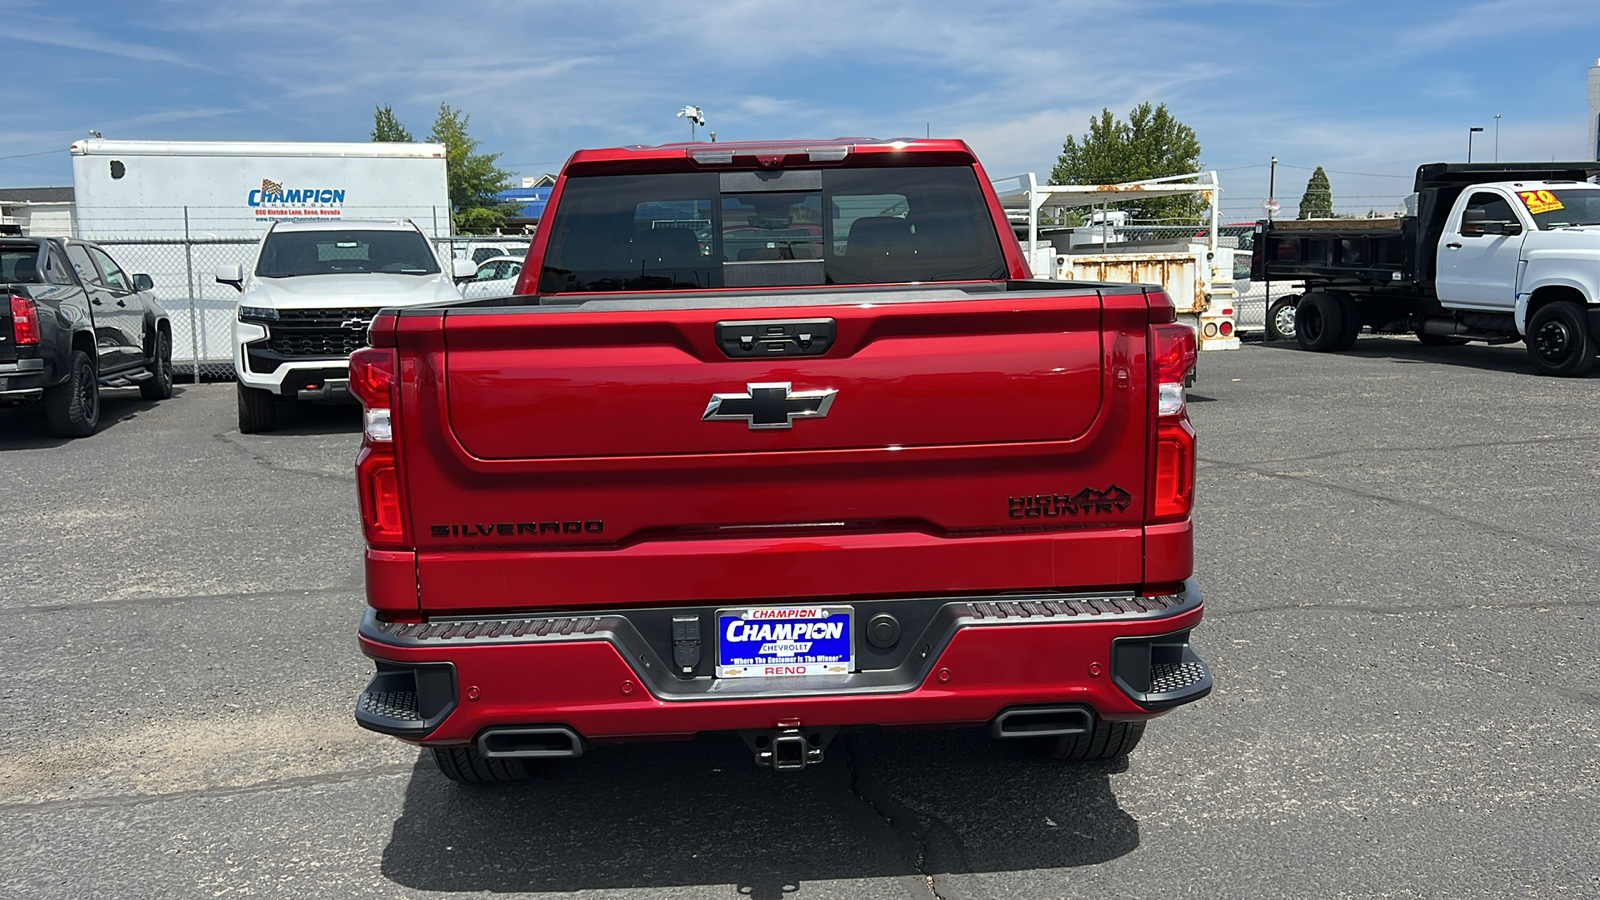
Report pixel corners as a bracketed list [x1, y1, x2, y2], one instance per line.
[1334, 293, 1363, 351]
[139, 331, 175, 401]
[431, 746, 532, 783]
[1295, 291, 1347, 352]
[237, 382, 279, 433]
[44, 350, 100, 437]
[1266, 295, 1299, 342]
[1525, 301, 1596, 377]
[1048, 720, 1146, 761]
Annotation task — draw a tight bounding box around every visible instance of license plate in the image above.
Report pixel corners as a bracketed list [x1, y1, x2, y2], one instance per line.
[716, 606, 853, 678]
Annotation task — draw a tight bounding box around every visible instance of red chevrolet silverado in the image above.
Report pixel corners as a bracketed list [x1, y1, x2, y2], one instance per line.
[350, 138, 1210, 781]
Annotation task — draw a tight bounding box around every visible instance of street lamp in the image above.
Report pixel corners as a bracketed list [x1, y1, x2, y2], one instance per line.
[677, 105, 706, 141]
[1494, 114, 1501, 162]
[1468, 126, 1484, 162]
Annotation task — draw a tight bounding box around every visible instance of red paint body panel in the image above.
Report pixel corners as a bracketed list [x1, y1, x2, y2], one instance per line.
[361, 603, 1204, 743]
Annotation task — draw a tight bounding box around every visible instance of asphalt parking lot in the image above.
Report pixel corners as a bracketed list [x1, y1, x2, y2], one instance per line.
[2, 337, 1597, 899]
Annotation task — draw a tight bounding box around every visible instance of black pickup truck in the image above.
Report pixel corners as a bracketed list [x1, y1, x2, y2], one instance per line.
[1, 237, 174, 436]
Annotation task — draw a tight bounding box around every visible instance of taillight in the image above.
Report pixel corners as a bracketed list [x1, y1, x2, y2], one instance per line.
[10, 296, 39, 345]
[357, 445, 407, 546]
[350, 347, 396, 442]
[350, 347, 406, 546]
[1150, 323, 1197, 523]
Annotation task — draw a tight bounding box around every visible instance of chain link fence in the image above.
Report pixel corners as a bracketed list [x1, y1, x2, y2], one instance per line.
[90, 231, 533, 379]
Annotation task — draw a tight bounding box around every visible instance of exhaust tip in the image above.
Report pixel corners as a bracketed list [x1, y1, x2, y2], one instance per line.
[990, 705, 1094, 739]
[477, 725, 585, 759]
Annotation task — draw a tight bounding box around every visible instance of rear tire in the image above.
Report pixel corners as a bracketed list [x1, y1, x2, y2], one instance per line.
[1295, 292, 1346, 352]
[1334, 293, 1362, 351]
[236, 382, 278, 433]
[1266, 295, 1299, 341]
[44, 350, 100, 438]
[139, 330, 174, 401]
[1048, 720, 1146, 761]
[431, 746, 532, 783]
[1525, 301, 1596, 377]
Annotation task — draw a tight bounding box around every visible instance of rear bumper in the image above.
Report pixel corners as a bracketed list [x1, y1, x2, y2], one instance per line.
[0, 357, 47, 401]
[355, 579, 1210, 744]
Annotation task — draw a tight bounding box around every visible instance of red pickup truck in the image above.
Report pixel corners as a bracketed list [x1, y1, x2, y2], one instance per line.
[350, 138, 1210, 781]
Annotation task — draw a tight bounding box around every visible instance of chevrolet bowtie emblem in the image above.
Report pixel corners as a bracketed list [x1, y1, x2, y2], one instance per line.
[703, 382, 837, 430]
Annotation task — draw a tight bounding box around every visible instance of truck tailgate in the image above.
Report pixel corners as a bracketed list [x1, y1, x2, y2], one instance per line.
[396, 286, 1154, 611]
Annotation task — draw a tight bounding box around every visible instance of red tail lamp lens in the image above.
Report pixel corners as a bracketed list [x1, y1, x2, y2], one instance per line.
[10, 296, 40, 345]
[1153, 419, 1196, 521]
[349, 347, 396, 409]
[358, 446, 406, 545]
[1152, 323, 1197, 386]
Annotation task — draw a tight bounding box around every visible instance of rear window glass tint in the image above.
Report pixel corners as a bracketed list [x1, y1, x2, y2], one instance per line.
[539, 166, 1007, 293]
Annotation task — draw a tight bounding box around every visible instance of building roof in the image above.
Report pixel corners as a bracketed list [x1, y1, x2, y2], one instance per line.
[0, 186, 74, 203]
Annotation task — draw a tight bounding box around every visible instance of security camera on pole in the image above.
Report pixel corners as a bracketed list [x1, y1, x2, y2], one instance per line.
[677, 105, 706, 141]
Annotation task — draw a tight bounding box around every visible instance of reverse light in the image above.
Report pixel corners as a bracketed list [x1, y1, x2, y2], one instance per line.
[9, 296, 39, 345]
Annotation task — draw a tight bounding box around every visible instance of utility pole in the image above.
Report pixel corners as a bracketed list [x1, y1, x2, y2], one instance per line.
[1494, 114, 1501, 162]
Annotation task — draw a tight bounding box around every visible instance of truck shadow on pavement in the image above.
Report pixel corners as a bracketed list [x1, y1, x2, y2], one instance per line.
[381, 727, 1139, 898]
[0, 386, 182, 450]
[1259, 337, 1569, 376]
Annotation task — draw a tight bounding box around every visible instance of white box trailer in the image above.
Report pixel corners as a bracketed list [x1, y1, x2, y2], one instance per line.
[991, 171, 1240, 351]
[67, 140, 453, 374]
[70, 139, 452, 239]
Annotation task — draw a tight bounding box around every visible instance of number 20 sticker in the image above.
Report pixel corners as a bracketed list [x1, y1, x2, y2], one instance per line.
[1518, 190, 1565, 215]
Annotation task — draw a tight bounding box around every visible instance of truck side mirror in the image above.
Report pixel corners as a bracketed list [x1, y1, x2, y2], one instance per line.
[1481, 220, 1523, 237]
[132, 273, 154, 291]
[215, 263, 244, 291]
[452, 259, 478, 282]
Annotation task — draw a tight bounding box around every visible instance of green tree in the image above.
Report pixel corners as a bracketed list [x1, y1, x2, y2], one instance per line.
[370, 104, 414, 142]
[426, 103, 519, 234]
[1297, 167, 1334, 219]
[1050, 103, 1204, 221]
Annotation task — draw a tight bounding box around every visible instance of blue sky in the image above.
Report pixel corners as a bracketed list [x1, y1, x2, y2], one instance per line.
[3, 0, 1597, 219]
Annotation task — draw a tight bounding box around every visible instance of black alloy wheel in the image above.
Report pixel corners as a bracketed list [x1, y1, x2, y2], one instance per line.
[1525, 301, 1596, 377]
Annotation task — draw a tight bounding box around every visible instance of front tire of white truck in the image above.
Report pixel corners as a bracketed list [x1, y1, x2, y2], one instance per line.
[236, 382, 279, 433]
[1525, 301, 1596, 377]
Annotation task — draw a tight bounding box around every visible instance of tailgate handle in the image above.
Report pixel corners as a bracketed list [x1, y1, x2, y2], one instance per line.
[716, 318, 835, 358]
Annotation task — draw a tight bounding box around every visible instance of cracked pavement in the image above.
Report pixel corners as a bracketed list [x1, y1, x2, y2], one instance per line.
[1, 338, 1597, 898]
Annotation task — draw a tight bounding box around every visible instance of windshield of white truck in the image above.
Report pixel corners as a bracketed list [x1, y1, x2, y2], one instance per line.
[1514, 187, 1600, 230]
[538, 166, 1008, 293]
[256, 230, 441, 278]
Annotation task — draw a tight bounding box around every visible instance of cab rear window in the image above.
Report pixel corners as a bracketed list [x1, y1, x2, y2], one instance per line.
[538, 166, 1007, 293]
[0, 245, 44, 283]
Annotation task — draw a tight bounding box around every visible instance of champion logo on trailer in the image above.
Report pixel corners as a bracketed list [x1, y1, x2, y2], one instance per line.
[248, 178, 347, 207]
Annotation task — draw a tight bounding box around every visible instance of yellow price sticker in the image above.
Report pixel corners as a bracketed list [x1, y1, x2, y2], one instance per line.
[1518, 189, 1565, 215]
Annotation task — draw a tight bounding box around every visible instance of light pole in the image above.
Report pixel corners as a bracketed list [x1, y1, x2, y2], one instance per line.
[1494, 114, 1501, 162]
[1468, 126, 1484, 162]
[677, 105, 706, 141]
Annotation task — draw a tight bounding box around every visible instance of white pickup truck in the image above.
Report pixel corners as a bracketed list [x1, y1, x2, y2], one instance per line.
[217, 220, 474, 431]
[1251, 161, 1600, 376]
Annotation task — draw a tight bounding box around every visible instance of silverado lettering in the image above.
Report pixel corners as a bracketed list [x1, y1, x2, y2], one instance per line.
[349, 137, 1211, 780]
